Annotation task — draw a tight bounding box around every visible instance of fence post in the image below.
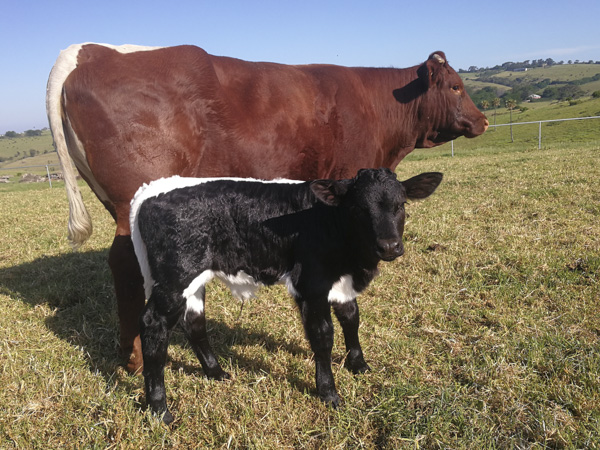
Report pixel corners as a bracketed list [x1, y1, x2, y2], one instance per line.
[538, 121, 542, 150]
[45, 165, 52, 188]
[451, 140, 454, 157]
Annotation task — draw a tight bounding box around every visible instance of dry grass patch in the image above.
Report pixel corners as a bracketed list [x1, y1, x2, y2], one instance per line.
[1, 144, 599, 448]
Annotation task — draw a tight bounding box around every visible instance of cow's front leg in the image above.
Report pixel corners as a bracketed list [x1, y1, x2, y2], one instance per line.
[297, 297, 340, 407]
[109, 234, 146, 374]
[332, 299, 370, 374]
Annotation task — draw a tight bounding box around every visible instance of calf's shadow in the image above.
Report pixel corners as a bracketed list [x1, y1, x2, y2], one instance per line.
[0, 250, 312, 393]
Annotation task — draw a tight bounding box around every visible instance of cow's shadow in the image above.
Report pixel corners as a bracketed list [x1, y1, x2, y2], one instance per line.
[0, 250, 312, 394]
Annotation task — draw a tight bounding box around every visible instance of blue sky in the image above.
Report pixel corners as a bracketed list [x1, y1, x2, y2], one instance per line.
[2, 0, 599, 133]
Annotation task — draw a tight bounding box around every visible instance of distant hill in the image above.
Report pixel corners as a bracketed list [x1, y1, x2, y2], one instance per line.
[0, 129, 58, 175]
[461, 63, 600, 109]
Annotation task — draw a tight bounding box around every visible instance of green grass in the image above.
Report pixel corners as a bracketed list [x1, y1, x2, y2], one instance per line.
[1, 142, 599, 448]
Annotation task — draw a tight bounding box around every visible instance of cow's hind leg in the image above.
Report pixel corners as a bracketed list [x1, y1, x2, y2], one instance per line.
[109, 234, 146, 374]
[297, 297, 340, 407]
[332, 299, 370, 374]
[181, 286, 230, 381]
[140, 290, 182, 424]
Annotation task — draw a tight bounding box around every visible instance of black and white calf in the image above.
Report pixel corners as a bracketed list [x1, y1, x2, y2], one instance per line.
[130, 168, 442, 423]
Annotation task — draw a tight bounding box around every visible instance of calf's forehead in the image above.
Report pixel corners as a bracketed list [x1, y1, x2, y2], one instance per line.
[353, 177, 405, 206]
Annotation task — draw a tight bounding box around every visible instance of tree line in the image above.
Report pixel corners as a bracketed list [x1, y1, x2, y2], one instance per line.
[459, 58, 600, 74]
[2, 129, 44, 138]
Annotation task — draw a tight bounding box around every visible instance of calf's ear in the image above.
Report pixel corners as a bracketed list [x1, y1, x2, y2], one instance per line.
[310, 179, 351, 206]
[402, 172, 443, 200]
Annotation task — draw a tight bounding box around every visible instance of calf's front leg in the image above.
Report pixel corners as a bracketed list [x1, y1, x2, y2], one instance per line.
[332, 299, 370, 374]
[297, 298, 340, 407]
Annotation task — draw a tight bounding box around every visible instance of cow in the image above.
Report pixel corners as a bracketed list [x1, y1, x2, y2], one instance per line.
[46, 43, 487, 374]
[129, 168, 443, 423]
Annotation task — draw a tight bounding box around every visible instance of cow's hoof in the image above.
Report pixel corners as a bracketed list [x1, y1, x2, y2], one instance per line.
[121, 339, 144, 375]
[124, 352, 144, 375]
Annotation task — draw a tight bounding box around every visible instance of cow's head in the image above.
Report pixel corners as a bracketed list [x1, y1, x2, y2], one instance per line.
[311, 168, 442, 262]
[413, 51, 488, 147]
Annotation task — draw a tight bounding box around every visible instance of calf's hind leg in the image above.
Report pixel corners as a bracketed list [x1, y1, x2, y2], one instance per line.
[181, 286, 230, 381]
[139, 292, 181, 424]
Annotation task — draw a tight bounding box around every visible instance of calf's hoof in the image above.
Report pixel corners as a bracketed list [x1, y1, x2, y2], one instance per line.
[206, 367, 231, 381]
[346, 359, 370, 375]
[320, 392, 341, 409]
[161, 410, 174, 425]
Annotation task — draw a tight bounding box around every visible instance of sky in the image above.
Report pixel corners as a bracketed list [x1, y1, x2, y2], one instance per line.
[1, 0, 599, 133]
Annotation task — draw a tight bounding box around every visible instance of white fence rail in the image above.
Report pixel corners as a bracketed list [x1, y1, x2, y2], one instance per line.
[449, 114, 600, 155]
[487, 115, 600, 149]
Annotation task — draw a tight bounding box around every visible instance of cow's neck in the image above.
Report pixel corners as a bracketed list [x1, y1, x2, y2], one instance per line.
[353, 66, 423, 168]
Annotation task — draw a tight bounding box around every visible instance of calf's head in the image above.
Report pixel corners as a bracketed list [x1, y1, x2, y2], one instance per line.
[311, 168, 442, 262]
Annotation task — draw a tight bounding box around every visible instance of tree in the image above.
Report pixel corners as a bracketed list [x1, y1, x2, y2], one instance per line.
[25, 129, 42, 137]
[4, 131, 18, 138]
[480, 100, 490, 111]
[492, 98, 501, 129]
[505, 99, 517, 143]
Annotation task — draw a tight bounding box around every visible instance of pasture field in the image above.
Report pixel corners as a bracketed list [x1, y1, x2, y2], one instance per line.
[0, 131, 54, 161]
[461, 63, 600, 96]
[0, 141, 599, 448]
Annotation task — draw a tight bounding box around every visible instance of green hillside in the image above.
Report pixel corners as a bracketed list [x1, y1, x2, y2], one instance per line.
[461, 63, 600, 108]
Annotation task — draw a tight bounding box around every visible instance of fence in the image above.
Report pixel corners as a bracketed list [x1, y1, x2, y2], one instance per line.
[450, 115, 600, 155]
[1, 163, 61, 188]
[2, 115, 600, 182]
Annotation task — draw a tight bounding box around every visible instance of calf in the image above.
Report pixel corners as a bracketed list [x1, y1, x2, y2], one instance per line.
[130, 168, 442, 423]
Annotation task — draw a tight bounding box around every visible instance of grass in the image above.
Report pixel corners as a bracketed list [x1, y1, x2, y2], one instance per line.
[1, 141, 599, 448]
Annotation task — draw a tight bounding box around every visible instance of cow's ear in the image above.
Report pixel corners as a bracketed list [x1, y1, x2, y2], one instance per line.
[418, 52, 447, 89]
[310, 179, 351, 206]
[402, 172, 443, 200]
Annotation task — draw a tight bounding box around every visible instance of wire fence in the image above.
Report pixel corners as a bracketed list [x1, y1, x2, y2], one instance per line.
[447, 115, 600, 155]
[0, 163, 62, 187]
[2, 115, 600, 185]
[488, 115, 600, 149]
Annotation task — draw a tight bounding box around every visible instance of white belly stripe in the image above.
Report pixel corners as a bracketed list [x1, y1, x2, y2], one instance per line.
[328, 274, 359, 304]
[182, 270, 358, 316]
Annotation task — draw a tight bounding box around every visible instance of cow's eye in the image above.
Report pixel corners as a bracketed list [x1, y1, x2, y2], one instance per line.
[452, 85, 460, 92]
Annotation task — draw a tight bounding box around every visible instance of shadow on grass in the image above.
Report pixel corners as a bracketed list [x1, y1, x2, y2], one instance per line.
[0, 250, 311, 393]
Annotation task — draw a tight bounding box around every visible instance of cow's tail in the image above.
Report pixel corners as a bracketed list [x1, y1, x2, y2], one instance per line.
[46, 45, 93, 249]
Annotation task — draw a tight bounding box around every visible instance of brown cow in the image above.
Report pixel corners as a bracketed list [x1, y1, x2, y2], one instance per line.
[46, 43, 487, 374]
